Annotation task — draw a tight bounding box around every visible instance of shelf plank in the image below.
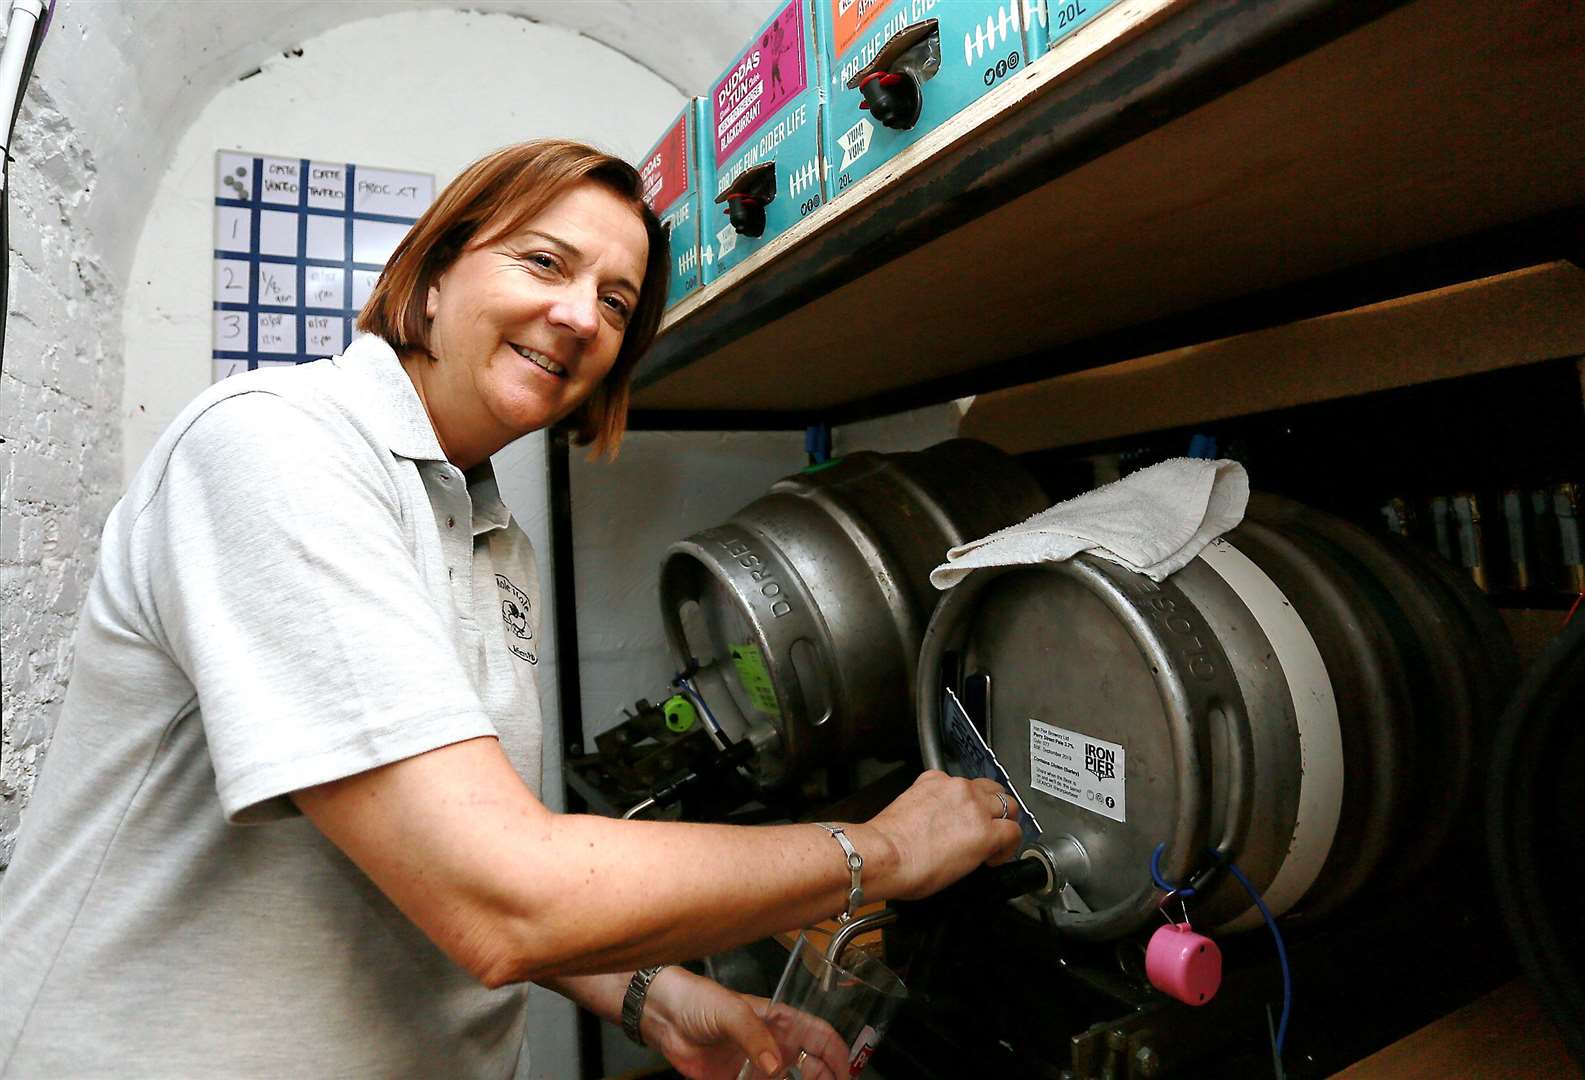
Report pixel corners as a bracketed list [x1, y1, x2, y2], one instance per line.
[1334, 978, 1584, 1080]
[960, 261, 1585, 453]
[631, 0, 1585, 415]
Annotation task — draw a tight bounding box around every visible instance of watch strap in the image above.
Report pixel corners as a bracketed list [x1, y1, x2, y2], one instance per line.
[621, 965, 667, 1046]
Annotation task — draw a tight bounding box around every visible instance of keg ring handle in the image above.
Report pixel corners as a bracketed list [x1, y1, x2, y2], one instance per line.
[1206, 699, 1256, 873]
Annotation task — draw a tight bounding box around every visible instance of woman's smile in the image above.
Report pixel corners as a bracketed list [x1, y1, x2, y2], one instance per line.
[508, 342, 568, 379]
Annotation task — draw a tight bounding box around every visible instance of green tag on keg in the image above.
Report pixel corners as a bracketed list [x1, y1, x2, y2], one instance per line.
[798, 456, 845, 475]
[729, 643, 781, 717]
[662, 694, 697, 733]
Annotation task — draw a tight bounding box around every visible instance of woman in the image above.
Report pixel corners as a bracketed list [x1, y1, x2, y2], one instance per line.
[0, 141, 1021, 1078]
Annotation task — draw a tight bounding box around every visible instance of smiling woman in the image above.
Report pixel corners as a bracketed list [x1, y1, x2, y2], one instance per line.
[404, 186, 649, 466]
[361, 140, 672, 463]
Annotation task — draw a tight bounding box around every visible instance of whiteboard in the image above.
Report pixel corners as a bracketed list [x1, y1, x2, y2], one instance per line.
[210, 151, 435, 383]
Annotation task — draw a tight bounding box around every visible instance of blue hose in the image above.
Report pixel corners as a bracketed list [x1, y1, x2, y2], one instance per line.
[1149, 844, 1291, 1063]
[1224, 858, 1292, 1060]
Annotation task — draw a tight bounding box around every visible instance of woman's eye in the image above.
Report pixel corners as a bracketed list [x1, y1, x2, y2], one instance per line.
[528, 253, 559, 272]
[602, 296, 632, 321]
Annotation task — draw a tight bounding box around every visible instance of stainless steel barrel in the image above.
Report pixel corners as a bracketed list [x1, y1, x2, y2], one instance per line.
[917, 493, 1514, 940]
[660, 440, 1049, 791]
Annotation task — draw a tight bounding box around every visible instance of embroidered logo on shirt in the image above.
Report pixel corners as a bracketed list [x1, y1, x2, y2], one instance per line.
[494, 573, 538, 665]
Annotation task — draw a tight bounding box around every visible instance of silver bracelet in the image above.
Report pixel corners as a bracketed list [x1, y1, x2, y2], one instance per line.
[621, 965, 667, 1046]
[815, 822, 864, 924]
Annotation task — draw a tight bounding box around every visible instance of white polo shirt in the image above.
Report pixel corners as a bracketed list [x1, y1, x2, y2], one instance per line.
[0, 335, 545, 1077]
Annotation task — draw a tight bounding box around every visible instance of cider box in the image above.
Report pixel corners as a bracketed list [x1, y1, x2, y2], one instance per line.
[816, 0, 1031, 199]
[1023, 0, 1122, 62]
[700, 0, 828, 277]
[639, 98, 711, 308]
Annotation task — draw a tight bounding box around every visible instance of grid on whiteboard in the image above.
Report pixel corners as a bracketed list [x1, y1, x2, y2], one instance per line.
[211, 151, 435, 383]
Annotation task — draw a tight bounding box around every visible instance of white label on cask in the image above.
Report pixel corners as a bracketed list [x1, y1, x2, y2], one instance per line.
[1029, 719, 1125, 823]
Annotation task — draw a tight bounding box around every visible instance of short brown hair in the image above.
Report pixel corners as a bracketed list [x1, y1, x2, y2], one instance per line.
[358, 139, 669, 459]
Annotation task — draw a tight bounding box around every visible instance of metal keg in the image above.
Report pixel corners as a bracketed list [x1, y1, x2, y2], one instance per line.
[917, 493, 1514, 940]
[659, 439, 1049, 791]
[1487, 613, 1585, 1065]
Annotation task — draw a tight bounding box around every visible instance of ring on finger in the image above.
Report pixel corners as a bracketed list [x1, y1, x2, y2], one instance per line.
[994, 792, 1010, 820]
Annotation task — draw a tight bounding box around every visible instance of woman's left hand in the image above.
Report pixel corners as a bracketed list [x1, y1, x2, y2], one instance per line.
[641, 966, 847, 1080]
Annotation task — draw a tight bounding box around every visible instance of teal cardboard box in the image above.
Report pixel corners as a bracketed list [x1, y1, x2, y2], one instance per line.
[1024, 0, 1122, 62]
[701, 0, 828, 277]
[639, 98, 711, 308]
[817, 0, 1031, 199]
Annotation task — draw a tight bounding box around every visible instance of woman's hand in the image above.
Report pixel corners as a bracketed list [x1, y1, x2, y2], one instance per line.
[641, 967, 848, 1080]
[862, 770, 1025, 901]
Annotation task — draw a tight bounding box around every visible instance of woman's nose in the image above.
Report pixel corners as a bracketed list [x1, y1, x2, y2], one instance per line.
[547, 285, 600, 339]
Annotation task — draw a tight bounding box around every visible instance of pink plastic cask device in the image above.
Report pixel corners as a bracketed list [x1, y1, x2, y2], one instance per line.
[1145, 922, 1222, 1006]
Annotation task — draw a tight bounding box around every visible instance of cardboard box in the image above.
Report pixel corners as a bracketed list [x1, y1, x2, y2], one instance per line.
[1023, 0, 1122, 62]
[639, 98, 711, 307]
[702, 0, 828, 277]
[817, 0, 1030, 199]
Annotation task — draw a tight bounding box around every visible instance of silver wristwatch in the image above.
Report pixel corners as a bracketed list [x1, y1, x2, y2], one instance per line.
[815, 822, 864, 923]
[621, 965, 667, 1046]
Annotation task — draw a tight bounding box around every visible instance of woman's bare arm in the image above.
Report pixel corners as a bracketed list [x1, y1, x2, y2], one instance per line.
[292, 735, 1019, 986]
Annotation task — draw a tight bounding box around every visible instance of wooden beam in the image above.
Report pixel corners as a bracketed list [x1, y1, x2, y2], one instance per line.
[959, 262, 1585, 453]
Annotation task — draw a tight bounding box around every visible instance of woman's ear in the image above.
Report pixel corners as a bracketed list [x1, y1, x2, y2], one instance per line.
[425, 283, 441, 319]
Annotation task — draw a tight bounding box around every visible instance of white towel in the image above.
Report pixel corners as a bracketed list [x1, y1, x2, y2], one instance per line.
[930, 457, 1249, 589]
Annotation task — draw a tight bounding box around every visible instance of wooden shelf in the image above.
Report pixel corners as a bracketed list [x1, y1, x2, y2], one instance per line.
[1334, 978, 1583, 1080]
[630, 0, 1585, 423]
[961, 261, 1585, 453]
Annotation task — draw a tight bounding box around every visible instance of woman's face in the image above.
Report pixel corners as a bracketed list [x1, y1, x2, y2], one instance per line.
[421, 182, 648, 458]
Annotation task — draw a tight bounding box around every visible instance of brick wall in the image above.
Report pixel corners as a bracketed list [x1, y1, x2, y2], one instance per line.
[0, 86, 121, 870]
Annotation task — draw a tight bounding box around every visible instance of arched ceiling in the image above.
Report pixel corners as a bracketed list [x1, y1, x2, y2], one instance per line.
[32, 0, 775, 281]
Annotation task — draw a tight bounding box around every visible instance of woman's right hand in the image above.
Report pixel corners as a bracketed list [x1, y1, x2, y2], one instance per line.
[640, 967, 847, 1080]
[862, 770, 1024, 902]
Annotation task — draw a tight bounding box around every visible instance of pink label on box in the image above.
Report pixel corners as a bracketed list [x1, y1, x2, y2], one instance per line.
[712, 0, 808, 164]
[640, 113, 690, 215]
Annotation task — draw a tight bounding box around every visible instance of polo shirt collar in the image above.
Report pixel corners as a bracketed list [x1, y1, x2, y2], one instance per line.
[336, 334, 448, 462]
[338, 334, 515, 537]
[466, 466, 513, 536]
